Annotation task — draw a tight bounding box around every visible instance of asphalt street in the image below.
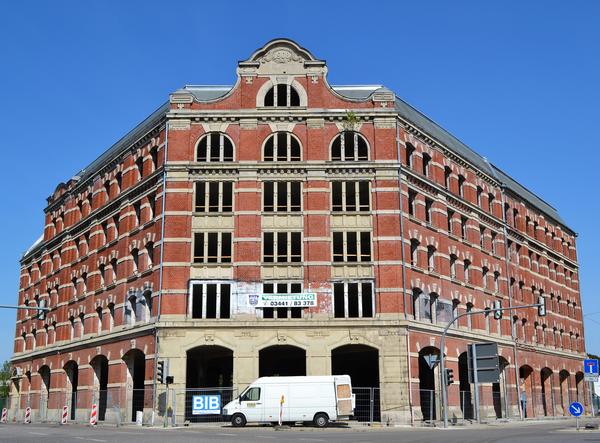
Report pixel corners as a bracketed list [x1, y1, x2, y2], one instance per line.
[1, 419, 599, 443]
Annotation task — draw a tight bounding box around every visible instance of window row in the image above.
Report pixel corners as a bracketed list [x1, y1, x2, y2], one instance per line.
[196, 131, 370, 162]
[192, 231, 373, 264]
[404, 144, 574, 260]
[188, 281, 375, 320]
[50, 147, 160, 237]
[193, 181, 371, 213]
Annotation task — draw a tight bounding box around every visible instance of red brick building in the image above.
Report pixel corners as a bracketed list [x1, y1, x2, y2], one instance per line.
[9, 39, 587, 425]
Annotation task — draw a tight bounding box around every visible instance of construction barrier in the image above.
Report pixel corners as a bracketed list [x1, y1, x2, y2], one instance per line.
[61, 406, 68, 425]
[89, 403, 97, 426]
[24, 407, 31, 424]
[1, 408, 7, 423]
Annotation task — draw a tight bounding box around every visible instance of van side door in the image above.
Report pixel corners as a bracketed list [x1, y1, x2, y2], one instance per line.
[239, 387, 263, 422]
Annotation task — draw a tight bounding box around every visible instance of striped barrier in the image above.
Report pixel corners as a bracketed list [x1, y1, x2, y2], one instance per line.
[61, 406, 68, 425]
[1, 408, 7, 423]
[24, 407, 31, 424]
[89, 403, 97, 426]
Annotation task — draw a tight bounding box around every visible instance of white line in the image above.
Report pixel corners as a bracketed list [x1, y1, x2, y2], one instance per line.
[73, 437, 107, 442]
[29, 432, 49, 436]
[217, 433, 237, 436]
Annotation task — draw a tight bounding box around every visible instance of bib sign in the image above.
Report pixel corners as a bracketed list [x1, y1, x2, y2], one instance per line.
[192, 395, 221, 415]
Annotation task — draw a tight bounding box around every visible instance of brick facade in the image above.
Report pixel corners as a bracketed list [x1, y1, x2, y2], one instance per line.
[9, 39, 586, 425]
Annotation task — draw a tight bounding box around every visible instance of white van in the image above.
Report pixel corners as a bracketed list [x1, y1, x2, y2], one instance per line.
[223, 375, 355, 427]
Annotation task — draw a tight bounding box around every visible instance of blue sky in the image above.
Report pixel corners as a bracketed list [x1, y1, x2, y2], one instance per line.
[0, 1, 598, 364]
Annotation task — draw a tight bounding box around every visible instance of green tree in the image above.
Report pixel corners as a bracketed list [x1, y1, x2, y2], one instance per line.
[0, 360, 11, 397]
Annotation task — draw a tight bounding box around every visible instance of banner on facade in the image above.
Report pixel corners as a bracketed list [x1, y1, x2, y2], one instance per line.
[248, 293, 317, 308]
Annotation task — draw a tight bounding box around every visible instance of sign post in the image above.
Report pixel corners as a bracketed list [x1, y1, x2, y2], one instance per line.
[569, 401, 584, 430]
[584, 359, 598, 417]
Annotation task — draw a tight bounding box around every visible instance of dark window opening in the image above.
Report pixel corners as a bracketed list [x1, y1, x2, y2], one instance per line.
[331, 131, 368, 161]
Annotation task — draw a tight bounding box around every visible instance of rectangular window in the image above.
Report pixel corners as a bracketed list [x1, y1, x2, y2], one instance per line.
[332, 231, 371, 262]
[333, 281, 374, 318]
[193, 232, 232, 263]
[261, 282, 302, 319]
[190, 282, 231, 319]
[263, 181, 301, 212]
[491, 232, 497, 255]
[331, 181, 370, 212]
[263, 232, 302, 263]
[195, 182, 233, 212]
[447, 209, 454, 234]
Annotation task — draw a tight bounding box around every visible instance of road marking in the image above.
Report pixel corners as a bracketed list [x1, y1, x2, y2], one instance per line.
[258, 436, 276, 439]
[217, 433, 237, 436]
[29, 432, 49, 436]
[299, 439, 327, 442]
[74, 437, 107, 442]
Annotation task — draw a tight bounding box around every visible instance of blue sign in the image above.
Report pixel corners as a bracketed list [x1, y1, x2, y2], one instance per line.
[569, 401, 584, 417]
[192, 395, 221, 415]
[584, 359, 599, 375]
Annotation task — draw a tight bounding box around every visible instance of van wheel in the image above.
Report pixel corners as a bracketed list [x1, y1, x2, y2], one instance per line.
[231, 414, 246, 427]
[313, 413, 329, 428]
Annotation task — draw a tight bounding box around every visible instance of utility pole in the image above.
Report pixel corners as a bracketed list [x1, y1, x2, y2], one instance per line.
[440, 301, 546, 428]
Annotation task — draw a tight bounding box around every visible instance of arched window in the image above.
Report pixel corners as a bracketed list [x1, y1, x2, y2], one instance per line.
[331, 131, 368, 161]
[481, 266, 490, 289]
[450, 254, 458, 279]
[458, 174, 466, 198]
[422, 153, 431, 177]
[146, 242, 154, 269]
[96, 307, 103, 334]
[405, 143, 416, 168]
[263, 132, 301, 161]
[410, 239, 420, 267]
[463, 259, 471, 283]
[131, 249, 139, 273]
[427, 246, 436, 272]
[196, 132, 234, 162]
[264, 83, 300, 107]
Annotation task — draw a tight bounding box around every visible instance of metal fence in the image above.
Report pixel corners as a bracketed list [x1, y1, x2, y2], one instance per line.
[351, 387, 380, 422]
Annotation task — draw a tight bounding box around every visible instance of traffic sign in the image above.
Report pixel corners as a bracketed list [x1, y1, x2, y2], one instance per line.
[569, 401, 584, 417]
[584, 359, 599, 381]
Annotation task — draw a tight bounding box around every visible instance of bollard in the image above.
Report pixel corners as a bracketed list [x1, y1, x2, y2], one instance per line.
[24, 407, 31, 424]
[1, 408, 7, 424]
[89, 404, 97, 426]
[61, 406, 68, 425]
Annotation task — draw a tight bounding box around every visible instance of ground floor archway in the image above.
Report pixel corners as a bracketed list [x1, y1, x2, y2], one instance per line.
[259, 345, 306, 377]
[331, 344, 380, 421]
[90, 355, 108, 421]
[64, 361, 78, 420]
[418, 347, 440, 421]
[185, 345, 234, 422]
[122, 349, 146, 422]
[540, 367, 554, 417]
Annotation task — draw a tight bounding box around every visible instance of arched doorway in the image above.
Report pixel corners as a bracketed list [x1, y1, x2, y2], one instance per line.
[458, 352, 473, 420]
[418, 347, 440, 421]
[575, 372, 584, 402]
[64, 361, 78, 420]
[519, 365, 534, 418]
[492, 357, 509, 418]
[559, 370, 570, 415]
[185, 345, 233, 422]
[259, 345, 306, 377]
[122, 349, 146, 422]
[90, 355, 108, 421]
[331, 345, 380, 421]
[540, 367, 554, 416]
[38, 365, 51, 420]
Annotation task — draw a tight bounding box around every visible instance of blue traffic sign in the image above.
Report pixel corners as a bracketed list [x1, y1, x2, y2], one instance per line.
[569, 401, 584, 417]
[584, 359, 599, 375]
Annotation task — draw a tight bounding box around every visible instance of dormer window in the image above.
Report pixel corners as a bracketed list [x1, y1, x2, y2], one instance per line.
[264, 83, 300, 107]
